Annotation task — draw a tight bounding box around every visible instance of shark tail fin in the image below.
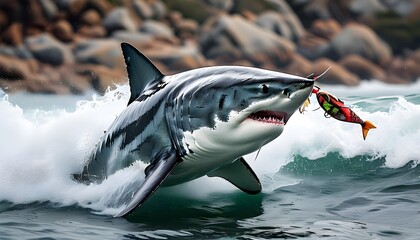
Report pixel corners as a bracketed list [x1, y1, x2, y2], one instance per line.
[121, 43, 164, 106]
[362, 120, 376, 140]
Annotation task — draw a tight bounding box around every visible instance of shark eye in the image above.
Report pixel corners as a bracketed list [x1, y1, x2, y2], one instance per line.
[282, 88, 291, 98]
[261, 84, 269, 94]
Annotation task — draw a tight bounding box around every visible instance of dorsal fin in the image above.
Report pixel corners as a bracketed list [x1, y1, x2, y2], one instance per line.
[121, 43, 164, 105]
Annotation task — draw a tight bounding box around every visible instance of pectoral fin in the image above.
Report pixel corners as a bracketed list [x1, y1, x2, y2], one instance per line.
[207, 157, 261, 194]
[114, 150, 179, 217]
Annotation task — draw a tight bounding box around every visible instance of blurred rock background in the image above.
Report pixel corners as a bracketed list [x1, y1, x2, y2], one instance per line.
[0, 0, 419, 94]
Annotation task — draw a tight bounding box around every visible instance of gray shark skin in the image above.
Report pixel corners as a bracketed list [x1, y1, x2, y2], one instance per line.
[81, 43, 314, 217]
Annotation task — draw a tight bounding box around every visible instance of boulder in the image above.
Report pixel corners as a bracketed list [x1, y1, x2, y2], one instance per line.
[58, 67, 91, 94]
[256, 10, 304, 42]
[265, 0, 306, 39]
[80, 9, 102, 26]
[313, 58, 360, 85]
[26, 73, 70, 94]
[339, 54, 385, 80]
[349, 0, 387, 17]
[302, 0, 331, 20]
[2, 22, 23, 46]
[151, 0, 167, 19]
[0, 55, 30, 81]
[388, 50, 420, 82]
[74, 39, 124, 69]
[103, 7, 138, 34]
[174, 19, 199, 39]
[140, 20, 175, 39]
[143, 41, 207, 72]
[256, 11, 293, 40]
[111, 30, 154, 48]
[204, 0, 234, 12]
[328, 23, 392, 66]
[77, 25, 107, 38]
[25, 33, 74, 66]
[380, 0, 420, 17]
[39, 0, 58, 20]
[310, 18, 341, 40]
[0, 46, 33, 60]
[76, 64, 126, 93]
[51, 20, 74, 42]
[200, 14, 295, 66]
[68, 0, 112, 17]
[0, 10, 7, 28]
[132, 0, 153, 20]
[282, 53, 313, 77]
[297, 33, 330, 60]
[27, 0, 48, 29]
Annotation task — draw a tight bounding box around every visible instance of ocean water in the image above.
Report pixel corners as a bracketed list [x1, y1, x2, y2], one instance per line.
[1, 81, 419, 239]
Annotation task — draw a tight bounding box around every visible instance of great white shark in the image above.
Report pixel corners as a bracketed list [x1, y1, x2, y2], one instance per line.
[79, 43, 314, 217]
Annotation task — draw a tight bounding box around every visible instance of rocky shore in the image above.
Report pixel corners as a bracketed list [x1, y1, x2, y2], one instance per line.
[0, 0, 419, 95]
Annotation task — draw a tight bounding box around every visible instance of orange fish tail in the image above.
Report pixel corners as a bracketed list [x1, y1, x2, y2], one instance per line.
[362, 120, 376, 140]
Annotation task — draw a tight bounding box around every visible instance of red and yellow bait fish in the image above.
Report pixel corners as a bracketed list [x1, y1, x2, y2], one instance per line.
[301, 86, 376, 140]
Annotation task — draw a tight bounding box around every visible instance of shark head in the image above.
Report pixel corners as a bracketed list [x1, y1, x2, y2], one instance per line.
[168, 67, 314, 159]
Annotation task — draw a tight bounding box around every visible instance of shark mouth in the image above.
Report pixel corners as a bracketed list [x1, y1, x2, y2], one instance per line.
[248, 110, 287, 125]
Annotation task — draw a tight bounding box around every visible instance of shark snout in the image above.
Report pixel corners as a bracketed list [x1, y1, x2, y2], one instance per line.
[280, 78, 314, 100]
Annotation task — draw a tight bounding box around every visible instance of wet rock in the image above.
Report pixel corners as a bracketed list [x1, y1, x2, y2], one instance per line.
[297, 33, 330, 60]
[27, 0, 48, 29]
[388, 50, 420, 82]
[74, 39, 123, 69]
[59, 67, 91, 94]
[349, 0, 387, 17]
[381, 0, 420, 17]
[328, 23, 392, 66]
[143, 41, 207, 72]
[51, 20, 74, 42]
[174, 19, 199, 39]
[103, 7, 138, 34]
[0, 55, 30, 81]
[0, 46, 33, 59]
[282, 53, 313, 77]
[256, 3, 305, 41]
[132, 0, 153, 20]
[25, 33, 74, 66]
[140, 20, 174, 39]
[310, 18, 341, 40]
[26, 73, 70, 94]
[339, 54, 385, 80]
[77, 25, 106, 38]
[2, 22, 23, 46]
[76, 64, 125, 93]
[204, 0, 234, 11]
[302, 0, 330, 19]
[0, 10, 7, 27]
[68, 0, 112, 18]
[39, 0, 58, 20]
[151, 0, 167, 19]
[200, 15, 295, 66]
[313, 58, 360, 85]
[256, 11, 293, 40]
[111, 30, 154, 48]
[80, 10, 102, 26]
[266, 0, 306, 41]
